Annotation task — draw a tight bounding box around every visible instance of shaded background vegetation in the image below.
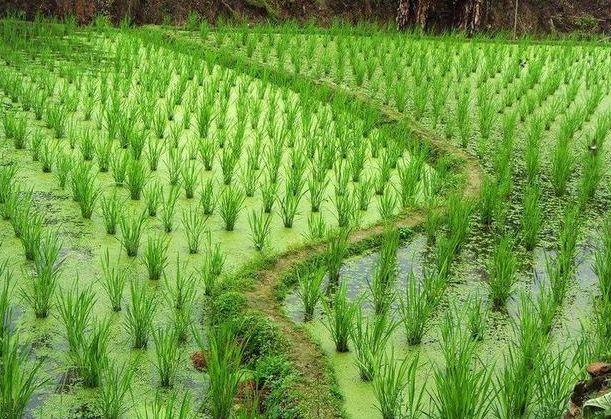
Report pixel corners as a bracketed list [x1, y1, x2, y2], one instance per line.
[0, 0, 608, 34]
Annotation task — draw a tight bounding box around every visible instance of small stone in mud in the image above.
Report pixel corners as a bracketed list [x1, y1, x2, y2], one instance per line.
[586, 362, 611, 377]
[190, 350, 207, 371]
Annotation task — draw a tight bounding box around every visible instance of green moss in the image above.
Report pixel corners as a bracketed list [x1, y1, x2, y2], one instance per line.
[233, 312, 286, 364]
[209, 291, 247, 325]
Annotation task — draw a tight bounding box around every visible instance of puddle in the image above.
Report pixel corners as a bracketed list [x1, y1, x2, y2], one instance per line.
[285, 234, 428, 322]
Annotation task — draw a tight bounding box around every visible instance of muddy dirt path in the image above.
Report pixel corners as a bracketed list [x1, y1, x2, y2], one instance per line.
[241, 74, 483, 417]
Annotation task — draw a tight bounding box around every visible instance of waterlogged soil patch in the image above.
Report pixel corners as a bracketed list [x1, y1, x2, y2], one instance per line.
[0, 21, 440, 418]
[0, 19, 609, 419]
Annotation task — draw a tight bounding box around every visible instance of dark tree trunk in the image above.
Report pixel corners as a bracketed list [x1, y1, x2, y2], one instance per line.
[457, 0, 485, 34]
[396, 0, 431, 30]
[398, 0, 487, 33]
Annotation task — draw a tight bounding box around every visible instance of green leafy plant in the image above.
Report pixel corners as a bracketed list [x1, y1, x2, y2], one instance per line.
[100, 248, 126, 312]
[144, 181, 162, 217]
[124, 279, 157, 349]
[351, 308, 397, 382]
[153, 327, 181, 387]
[0, 333, 45, 416]
[119, 210, 147, 257]
[101, 191, 121, 235]
[248, 209, 272, 251]
[182, 205, 206, 254]
[161, 186, 180, 233]
[400, 271, 433, 345]
[218, 186, 245, 231]
[373, 348, 422, 419]
[22, 230, 62, 318]
[296, 267, 325, 322]
[195, 323, 245, 419]
[432, 312, 493, 419]
[488, 234, 517, 308]
[323, 283, 357, 353]
[58, 283, 95, 355]
[325, 228, 349, 289]
[142, 234, 169, 281]
[126, 158, 147, 200]
[96, 361, 134, 419]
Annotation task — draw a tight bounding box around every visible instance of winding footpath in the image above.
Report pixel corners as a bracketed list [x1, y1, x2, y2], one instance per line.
[236, 65, 483, 416]
[159, 29, 484, 418]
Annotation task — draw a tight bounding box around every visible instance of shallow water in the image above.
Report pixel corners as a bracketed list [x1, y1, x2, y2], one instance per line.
[285, 220, 606, 418]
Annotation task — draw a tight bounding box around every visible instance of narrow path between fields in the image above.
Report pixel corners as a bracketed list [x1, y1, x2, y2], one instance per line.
[155, 29, 483, 417]
[238, 70, 483, 417]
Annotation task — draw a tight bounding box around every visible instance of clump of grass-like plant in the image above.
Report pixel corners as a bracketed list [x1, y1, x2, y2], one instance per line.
[153, 327, 181, 387]
[325, 228, 349, 290]
[547, 205, 580, 305]
[54, 151, 72, 189]
[142, 234, 169, 281]
[400, 271, 434, 345]
[124, 279, 157, 349]
[201, 237, 225, 297]
[0, 262, 12, 339]
[39, 138, 55, 173]
[431, 312, 493, 419]
[161, 186, 180, 233]
[95, 136, 113, 172]
[119, 210, 147, 257]
[248, 209, 271, 251]
[323, 283, 358, 353]
[260, 176, 278, 214]
[72, 317, 111, 388]
[199, 179, 216, 216]
[96, 362, 134, 419]
[146, 137, 164, 172]
[0, 164, 16, 205]
[126, 158, 147, 200]
[495, 344, 536, 418]
[478, 175, 499, 226]
[71, 162, 100, 219]
[296, 267, 324, 322]
[30, 130, 43, 162]
[22, 230, 62, 318]
[487, 234, 517, 309]
[278, 185, 303, 228]
[305, 212, 327, 242]
[110, 150, 129, 186]
[578, 141, 604, 203]
[373, 348, 422, 419]
[100, 248, 126, 312]
[182, 206, 206, 254]
[465, 295, 487, 341]
[144, 181, 162, 217]
[195, 323, 245, 419]
[19, 211, 43, 261]
[532, 347, 577, 418]
[550, 137, 573, 196]
[58, 284, 95, 355]
[368, 227, 399, 315]
[0, 332, 45, 417]
[351, 308, 397, 382]
[165, 255, 196, 343]
[100, 191, 121, 235]
[218, 186, 245, 231]
[181, 160, 200, 199]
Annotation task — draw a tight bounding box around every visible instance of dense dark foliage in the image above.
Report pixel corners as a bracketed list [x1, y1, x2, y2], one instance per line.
[0, 0, 608, 33]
